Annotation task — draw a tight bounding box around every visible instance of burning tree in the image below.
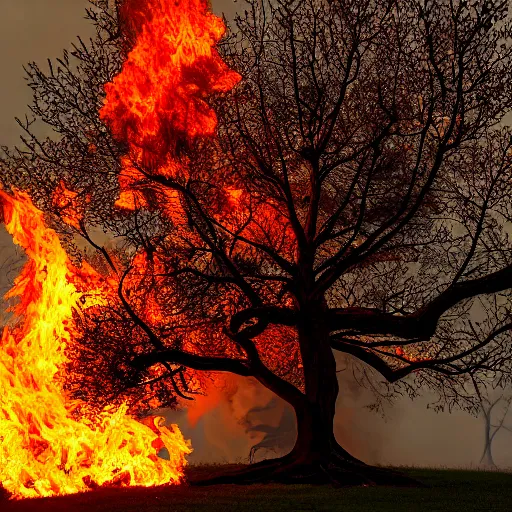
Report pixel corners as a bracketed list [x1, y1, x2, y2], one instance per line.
[3, 0, 512, 485]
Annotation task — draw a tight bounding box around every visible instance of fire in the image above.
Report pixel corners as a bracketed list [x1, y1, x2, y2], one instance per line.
[0, 190, 191, 499]
[100, 0, 241, 209]
[52, 181, 86, 230]
[0, 0, 244, 498]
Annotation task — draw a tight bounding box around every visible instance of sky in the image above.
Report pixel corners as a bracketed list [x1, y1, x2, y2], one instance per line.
[0, 0, 510, 469]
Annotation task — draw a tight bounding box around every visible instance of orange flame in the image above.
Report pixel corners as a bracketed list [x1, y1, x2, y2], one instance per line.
[100, 0, 241, 209]
[0, 190, 191, 499]
[52, 181, 85, 230]
[0, 0, 249, 498]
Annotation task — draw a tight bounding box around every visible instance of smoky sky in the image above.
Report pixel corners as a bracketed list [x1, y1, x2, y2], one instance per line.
[1, 1, 90, 147]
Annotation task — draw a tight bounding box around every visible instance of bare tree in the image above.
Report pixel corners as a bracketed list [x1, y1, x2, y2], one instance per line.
[3, 0, 512, 485]
[475, 385, 512, 466]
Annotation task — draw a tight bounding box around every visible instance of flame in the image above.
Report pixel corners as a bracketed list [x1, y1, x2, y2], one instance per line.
[99, 0, 296, 270]
[0, 190, 191, 499]
[52, 181, 85, 230]
[0, 0, 252, 499]
[394, 346, 431, 363]
[100, 0, 241, 209]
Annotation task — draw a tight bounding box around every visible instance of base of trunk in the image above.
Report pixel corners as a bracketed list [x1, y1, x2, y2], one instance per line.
[190, 448, 424, 487]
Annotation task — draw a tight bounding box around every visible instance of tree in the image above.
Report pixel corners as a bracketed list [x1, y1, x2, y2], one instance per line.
[3, 0, 512, 485]
[475, 385, 512, 466]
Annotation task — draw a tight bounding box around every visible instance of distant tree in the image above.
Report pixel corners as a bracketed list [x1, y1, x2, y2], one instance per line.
[3, 0, 512, 485]
[475, 385, 512, 466]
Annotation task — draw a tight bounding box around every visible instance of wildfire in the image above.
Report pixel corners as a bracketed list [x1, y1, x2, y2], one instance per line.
[0, 190, 191, 499]
[0, 0, 245, 498]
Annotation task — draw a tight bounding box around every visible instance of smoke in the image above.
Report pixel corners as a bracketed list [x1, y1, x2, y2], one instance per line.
[163, 367, 512, 469]
[0, 0, 92, 147]
[164, 375, 286, 464]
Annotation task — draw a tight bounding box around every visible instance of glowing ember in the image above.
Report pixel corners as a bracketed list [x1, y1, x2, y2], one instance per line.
[0, 190, 191, 499]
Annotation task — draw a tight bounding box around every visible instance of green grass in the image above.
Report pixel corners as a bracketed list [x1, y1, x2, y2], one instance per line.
[3, 466, 512, 512]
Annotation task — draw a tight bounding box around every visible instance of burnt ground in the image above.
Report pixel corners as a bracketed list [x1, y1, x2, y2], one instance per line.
[2, 466, 512, 512]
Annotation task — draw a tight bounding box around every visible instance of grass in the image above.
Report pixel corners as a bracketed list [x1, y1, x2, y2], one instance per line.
[2, 465, 512, 512]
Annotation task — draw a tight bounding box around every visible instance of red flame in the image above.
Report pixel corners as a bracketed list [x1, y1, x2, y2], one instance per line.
[100, 0, 241, 207]
[0, 0, 245, 499]
[0, 0, 259, 497]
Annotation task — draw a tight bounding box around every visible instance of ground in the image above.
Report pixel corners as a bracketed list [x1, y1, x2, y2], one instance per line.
[2, 466, 512, 511]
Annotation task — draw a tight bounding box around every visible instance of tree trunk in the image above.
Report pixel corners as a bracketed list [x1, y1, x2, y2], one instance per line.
[480, 412, 496, 467]
[277, 304, 418, 485]
[293, 299, 339, 459]
[192, 302, 422, 487]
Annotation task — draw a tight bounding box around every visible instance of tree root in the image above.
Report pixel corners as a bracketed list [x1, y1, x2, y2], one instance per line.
[190, 450, 425, 487]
